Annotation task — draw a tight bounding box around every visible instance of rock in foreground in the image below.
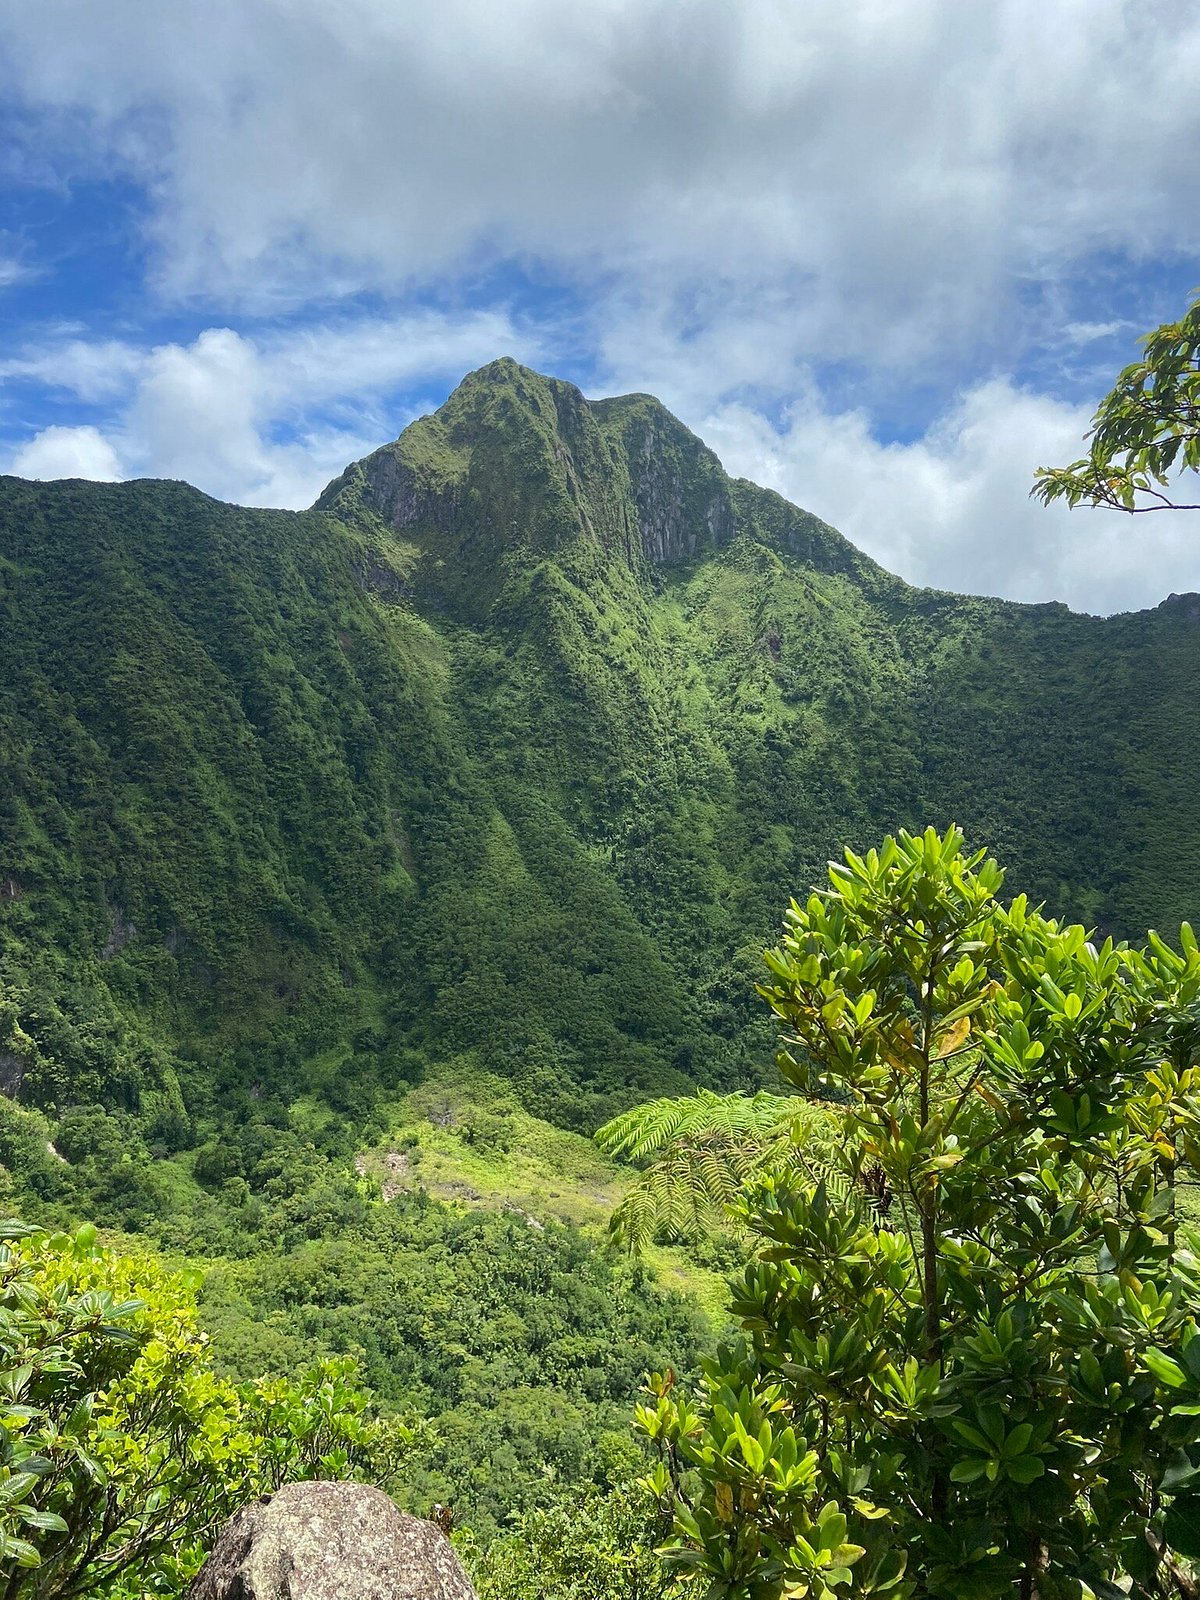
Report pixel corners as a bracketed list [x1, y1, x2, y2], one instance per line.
[187, 1480, 477, 1600]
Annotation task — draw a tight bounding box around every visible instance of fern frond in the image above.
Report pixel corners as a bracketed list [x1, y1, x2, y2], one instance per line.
[601, 1090, 845, 1252]
[608, 1142, 742, 1251]
[596, 1089, 801, 1162]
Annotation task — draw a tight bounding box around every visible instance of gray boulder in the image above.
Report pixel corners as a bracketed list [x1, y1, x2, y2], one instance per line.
[187, 1480, 477, 1600]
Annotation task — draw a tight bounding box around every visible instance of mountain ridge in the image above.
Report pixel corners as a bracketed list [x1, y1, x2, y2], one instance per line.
[320, 359, 887, 609]
[1, 359, 1197, 1143]
[318, 357, 1177, 620]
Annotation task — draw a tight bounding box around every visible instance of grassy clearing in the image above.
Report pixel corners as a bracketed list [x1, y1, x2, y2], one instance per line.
[354, 1062, 733, 1314]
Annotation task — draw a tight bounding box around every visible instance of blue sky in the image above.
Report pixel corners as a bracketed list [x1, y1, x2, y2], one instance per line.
[2, 0, 1200, 614]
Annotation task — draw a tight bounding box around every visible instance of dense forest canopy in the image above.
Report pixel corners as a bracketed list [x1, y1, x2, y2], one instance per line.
[1, 361, 1198, 1138]
[1, 361, 1199, 1595]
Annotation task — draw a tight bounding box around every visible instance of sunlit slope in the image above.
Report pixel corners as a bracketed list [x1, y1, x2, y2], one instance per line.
[1, 359, 1197, 1126]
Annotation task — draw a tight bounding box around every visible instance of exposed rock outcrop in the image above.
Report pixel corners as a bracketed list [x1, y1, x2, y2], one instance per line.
[626, 414, 735, 564]
[101, 903, 136, 960]
[187, 1481, 476, 1600]
[0, 1052, 24, 1098]
[1162, 591, 1200, 624]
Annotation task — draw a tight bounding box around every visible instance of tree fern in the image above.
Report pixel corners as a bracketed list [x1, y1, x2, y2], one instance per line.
[596, 1090, 842, 1252]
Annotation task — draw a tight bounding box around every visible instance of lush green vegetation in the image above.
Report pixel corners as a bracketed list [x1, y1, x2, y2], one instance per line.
[465, 1484, 671, 1600]
[641, 829, 1200, 1598]
[1035, 290, 1200, 514]
[2, 360, 1198, 1145]
[0, 1197, 692, 1597]
[1, 362, 1199, 1594]
[0, 1074, 710, 1545]
[0, 1220, 420, 1597]
[6, 829, 1200, 1597]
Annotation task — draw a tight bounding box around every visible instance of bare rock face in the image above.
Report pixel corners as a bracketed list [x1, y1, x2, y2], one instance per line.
[0, 1052, 24, 1098]
[627, 415, 736, 565]
[187, 1481, 477, 1600]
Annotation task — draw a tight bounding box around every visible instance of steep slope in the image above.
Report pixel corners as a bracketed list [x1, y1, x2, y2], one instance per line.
[0, 469, 697, 1130]
[1, 359, 1198, 1134]
[324, 358, 1200, 1022]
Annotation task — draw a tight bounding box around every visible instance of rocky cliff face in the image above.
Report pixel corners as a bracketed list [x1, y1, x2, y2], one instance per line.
[321, 360, 756, 586]
[346, 450, 460, 540]
[606, 398, 737, 564]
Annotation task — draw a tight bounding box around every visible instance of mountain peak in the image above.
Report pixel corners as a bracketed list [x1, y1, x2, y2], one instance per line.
[315, 360, 867, 621]
[453, 354, 551, 390]
[438, 357, 603, 435]
[316, 361, 735, 584]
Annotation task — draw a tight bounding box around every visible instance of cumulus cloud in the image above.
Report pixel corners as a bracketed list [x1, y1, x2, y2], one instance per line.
[3, 0, 1199, 370]
[1, 308, 541, 506]
[700, 380, 1200, 615]
[9, 424, 122, 481]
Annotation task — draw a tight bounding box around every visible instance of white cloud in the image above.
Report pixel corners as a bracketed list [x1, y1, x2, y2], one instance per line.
[1, 308, 541, 506]
[9, 424, 123, 481]
[2, 0, 1198, 373]
[700, 379, 1200, 615]
[0, 339, 146, 402]
[0, 258, 33, 291]
[592, 282, 816, 419]
[1060, 321, 1131, 347]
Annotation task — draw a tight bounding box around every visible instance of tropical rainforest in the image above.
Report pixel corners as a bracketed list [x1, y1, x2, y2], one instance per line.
[0, 359, 1199, 1596]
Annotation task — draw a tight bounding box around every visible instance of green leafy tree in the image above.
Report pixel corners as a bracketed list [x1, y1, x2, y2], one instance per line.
[638, 827, 1200, 1599]
[467, 1481, 671, 1600]
[1034, 294, 1200, 513]
[0, 1222, 421, 1598]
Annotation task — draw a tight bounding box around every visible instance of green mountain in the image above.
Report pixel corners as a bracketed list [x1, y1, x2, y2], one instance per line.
[2, 357, 1198, 1133]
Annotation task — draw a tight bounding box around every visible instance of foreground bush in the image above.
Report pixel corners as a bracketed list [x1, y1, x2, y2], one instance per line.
[640, 827, 1200, 1599]
[467, 1481, 671, 1600]
[0, 1223, 419, 1597]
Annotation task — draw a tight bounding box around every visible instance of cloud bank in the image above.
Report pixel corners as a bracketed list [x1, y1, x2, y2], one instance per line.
[6, 0, 1199, 343]
[703, 382, 1200, 617]
[2, 0, 1200, 611]
[2, 310, 541, 507]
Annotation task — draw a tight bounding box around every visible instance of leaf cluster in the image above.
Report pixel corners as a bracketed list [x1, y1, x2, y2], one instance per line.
[0, 1223, 421, 1598]
[640, 828, 1200, 1598]
[1034, 294, 1200, 514]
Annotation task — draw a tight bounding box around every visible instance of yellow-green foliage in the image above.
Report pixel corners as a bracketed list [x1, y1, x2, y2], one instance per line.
[352, 1063, 734, 1312]
[0, 1222, 418, 1598]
